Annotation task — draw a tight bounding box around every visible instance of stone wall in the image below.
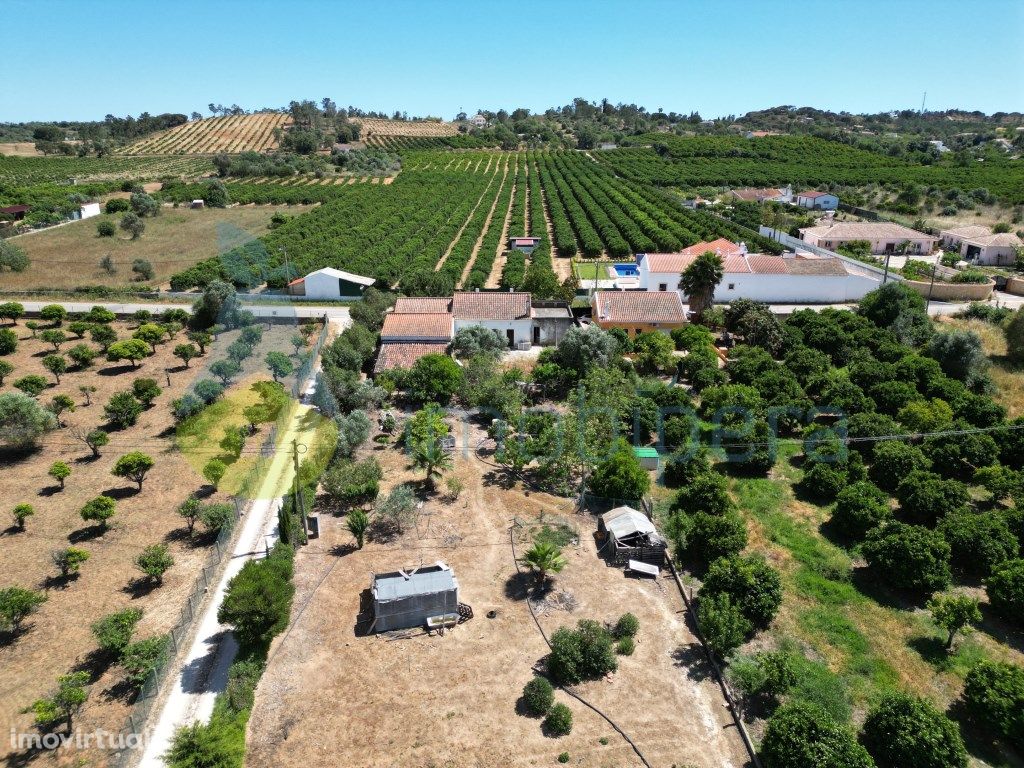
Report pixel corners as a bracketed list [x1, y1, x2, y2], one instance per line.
[903, 278, 994, 302]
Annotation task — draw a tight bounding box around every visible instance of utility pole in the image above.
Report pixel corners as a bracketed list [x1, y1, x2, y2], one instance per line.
[925, 260, 939, 312]
[291, 439, 307, 544]
[279, 246, 292, 286]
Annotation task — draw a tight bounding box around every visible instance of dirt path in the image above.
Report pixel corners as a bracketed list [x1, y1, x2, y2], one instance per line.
[433, 159, 501, 273]
[485, 155, 520, 288]
[460, 155, 511, 288]
[535, 161, 574, 281]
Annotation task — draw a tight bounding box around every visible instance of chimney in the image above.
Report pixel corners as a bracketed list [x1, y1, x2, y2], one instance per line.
[739, 242, 748, 255]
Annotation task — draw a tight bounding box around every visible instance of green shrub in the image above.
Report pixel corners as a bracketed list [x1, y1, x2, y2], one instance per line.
[614, 612, 639, 639]
[985, 559, 1024, 623]
[862, 522, 951, 595]
[760, 700, 872, 768]
[963, 660, 1024, 748]
[557, 752, 570, 763]
[522, 677, 554, 717]
[548, 620, 617, 685]
[860, 691, 967, 768]
[91, 608, 143, 655]
[616, 636, 635, 655]
[544, 703, 573, 736]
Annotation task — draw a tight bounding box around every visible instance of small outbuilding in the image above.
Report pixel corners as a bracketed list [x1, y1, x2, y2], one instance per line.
[632, 446, 660, 470]
[0, 204, 29, 221]
[370, 562, 460, 633]
[598, 506, 668, 567]
[79, 202, 101, 220]
[509, 236, 541, 253]
[288, 267, 376, 299]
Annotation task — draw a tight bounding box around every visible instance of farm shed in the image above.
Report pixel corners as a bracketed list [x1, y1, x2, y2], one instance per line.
[370, 562, 460, 633]
[0, 205, 29, 221]
[78, 202, 101, 220]
[509, 236, 541, 253]
[289, 267, 375, 299]
[633, 446, 660, 470]
[599, 506, 667, 567]
[530, 300, 576, 346]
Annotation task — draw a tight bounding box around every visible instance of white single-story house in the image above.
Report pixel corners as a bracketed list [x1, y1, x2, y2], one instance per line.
[287, 267, 375, 299]
[794, 191, 839, 210]
[79, 202, 101, 220]
[940, 225, 1022, 266]
[798, 222, 937, 255]
[636, 238, 883, 303]
[452, 291, 533, 348]
[470, 113, 487, 128]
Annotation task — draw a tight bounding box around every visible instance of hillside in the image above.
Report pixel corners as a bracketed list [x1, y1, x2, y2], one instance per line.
[119, 113, 292, 155]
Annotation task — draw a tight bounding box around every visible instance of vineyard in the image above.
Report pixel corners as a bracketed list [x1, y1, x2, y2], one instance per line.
[602, 134, 1024, 203]
[119, 113, 292, 155]
[0, 155, 212, 184]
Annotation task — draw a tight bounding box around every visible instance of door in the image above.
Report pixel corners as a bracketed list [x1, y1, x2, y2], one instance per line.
[533, 326, 540, 345]
[506, 329, 515, 347]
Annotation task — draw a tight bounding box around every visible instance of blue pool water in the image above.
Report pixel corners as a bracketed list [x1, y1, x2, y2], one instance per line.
[613, 264, 639, 277]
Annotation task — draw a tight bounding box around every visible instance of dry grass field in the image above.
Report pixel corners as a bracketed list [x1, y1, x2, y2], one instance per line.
[246, 418, 748, 768]
[119, 114, 292, 156]
[8, 205, 314, 290]
[0, 142, 43, 157]
[939, 315, 1024, 418]
[0, 321, 237, 766]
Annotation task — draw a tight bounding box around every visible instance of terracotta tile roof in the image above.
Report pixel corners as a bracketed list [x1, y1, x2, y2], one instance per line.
[373, 343, 450, 373]
[783, 257, 850, 276]
[800, 222, 937, 242]
[592, 291, 687, 325]
[393, 297, 452, 313]
[642, 249, 749, 274]
[380, 312, 453, 341]
[680, 238, 741, 256]
[452, 291, 531, 320]
[745, 255, 789, 274]
[941, 226, 1022, 248]
[730, 188, 782, 201]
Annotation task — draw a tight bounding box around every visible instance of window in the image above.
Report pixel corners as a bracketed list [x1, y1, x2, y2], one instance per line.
[727, 283, 735, 290]
[658, 283, 667, 291]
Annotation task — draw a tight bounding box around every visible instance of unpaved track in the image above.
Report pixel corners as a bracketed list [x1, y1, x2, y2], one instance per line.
[433, 159, 501, 273]
[460, 156, 510, 288]
[485, 155, 519, 288]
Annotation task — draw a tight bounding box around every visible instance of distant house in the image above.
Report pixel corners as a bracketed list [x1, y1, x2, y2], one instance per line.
[508, 236, 541, 253]
[637, 239, 884, 303]
[597, 142, 618, 150]
[370, 562, 460, 633]
[729, 187, 788, 204]
[928, 140, 951, 153]
[940, 225, 1023, 266]
[794, 190, 839, 210]
[591, 290, 687, 337]
[798, 222, 937, 255]
[744, 130, 781, 139]
[0, 204, 29, 221]
[470, 113, 487, 128]
[79, 202, 101, 220]
[190, 199, 205, 209]
[287, 267, 375, 299]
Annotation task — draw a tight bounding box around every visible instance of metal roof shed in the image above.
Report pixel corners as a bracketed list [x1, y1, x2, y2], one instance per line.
[599, 506, 667, 566]
[370, 561, 459, 633]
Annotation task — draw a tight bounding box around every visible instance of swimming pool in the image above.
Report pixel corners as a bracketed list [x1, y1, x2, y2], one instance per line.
[612, 264, 639, 277]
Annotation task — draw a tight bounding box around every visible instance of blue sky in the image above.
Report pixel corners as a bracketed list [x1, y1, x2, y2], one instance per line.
[3, 0, 1022, 122]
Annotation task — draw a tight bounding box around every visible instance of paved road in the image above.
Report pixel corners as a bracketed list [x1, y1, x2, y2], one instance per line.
[757, 290, 1024, 317]
[15, 299, 351, 322]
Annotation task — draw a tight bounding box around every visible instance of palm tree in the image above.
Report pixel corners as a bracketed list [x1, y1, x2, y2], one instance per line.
[413, 441, 452, 489]
[523, 540, 567, 587]
[346, 509, 369, 549]
[679, 251, 724, 324]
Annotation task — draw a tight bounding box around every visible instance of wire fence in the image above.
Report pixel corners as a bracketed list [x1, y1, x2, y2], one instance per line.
[109, 412, 286, 767]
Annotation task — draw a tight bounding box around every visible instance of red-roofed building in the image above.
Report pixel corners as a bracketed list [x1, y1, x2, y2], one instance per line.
[591, 291, 687, 337]
[380, 313, 453, 343]
[373, 343, 450, 373]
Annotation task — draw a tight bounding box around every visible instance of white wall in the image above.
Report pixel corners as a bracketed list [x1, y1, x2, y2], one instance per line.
[805, 235, 934, 255]
[303, 271, 341, 299]
[80, 202, 101, 220]
[640, 263, 881, 303]
[797, 195, 838, 210]
[454, 318, 533, 347]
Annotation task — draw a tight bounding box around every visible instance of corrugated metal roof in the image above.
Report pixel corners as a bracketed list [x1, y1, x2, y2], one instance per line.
[601, 507, 657, 539]
[373, 563, 457, 602]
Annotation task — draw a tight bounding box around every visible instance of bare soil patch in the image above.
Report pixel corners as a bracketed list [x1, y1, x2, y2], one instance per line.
[245, 422, 747, 768]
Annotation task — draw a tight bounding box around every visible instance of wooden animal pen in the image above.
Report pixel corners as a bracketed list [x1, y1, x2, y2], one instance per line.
[369, 561, 460, 633]
[598, 506, 668, 567]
